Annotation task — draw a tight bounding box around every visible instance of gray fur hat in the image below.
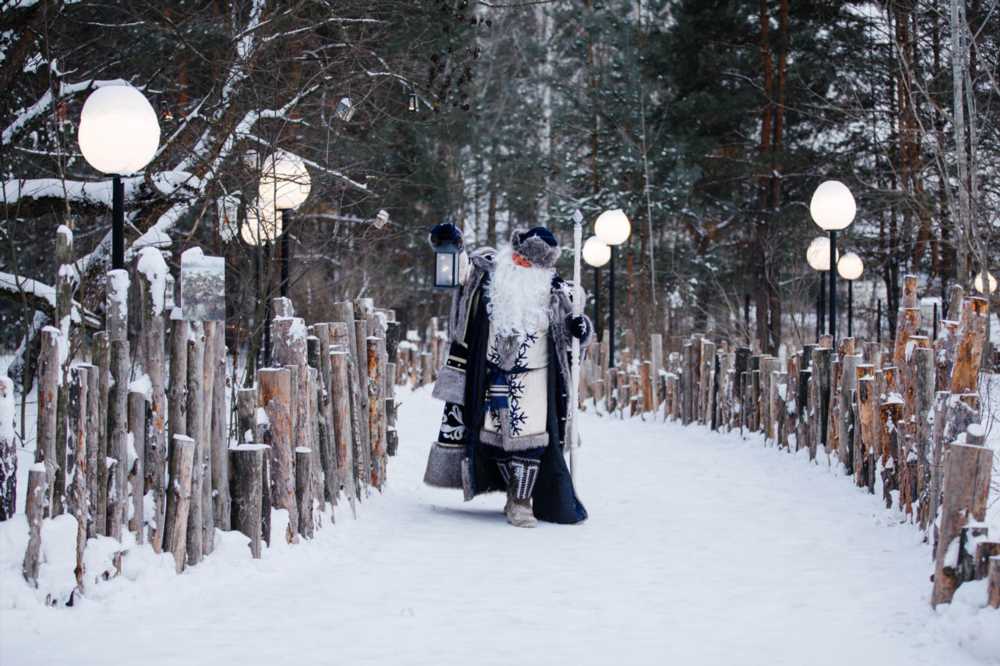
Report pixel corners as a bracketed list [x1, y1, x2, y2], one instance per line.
[511, 226, 561, 268]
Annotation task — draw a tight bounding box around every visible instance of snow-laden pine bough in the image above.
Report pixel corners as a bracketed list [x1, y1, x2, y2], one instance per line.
[2, 237, 401, 605]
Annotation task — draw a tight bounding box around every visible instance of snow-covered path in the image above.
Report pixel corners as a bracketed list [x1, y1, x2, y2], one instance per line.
[1, 386, 997, 665]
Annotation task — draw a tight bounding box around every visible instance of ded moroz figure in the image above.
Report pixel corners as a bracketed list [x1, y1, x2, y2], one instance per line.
[424, 223, 591, 528]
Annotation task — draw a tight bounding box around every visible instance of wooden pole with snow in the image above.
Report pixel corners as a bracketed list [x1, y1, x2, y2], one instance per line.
[107, 269, 131, 541]
[185, 322, 205, 564]
[128, 389, 146, 545]
[53, 225, 75, 517]
[329, 345, 358, 515]
[163, 435, 195, 573]
[258, 367, 297, 543]
[211, 323, 230, 531]
[0, 377, 16, 520]
[70, 365, 89, 591]
[931, 424, 993, 607]
[36, 326, 60, 516]
[295, 446, 313, 538]
[22, 465, 47, 587]
[137, 247, 169, 552]
[229, 444, 265, 558]
[85, 358, 99, 537]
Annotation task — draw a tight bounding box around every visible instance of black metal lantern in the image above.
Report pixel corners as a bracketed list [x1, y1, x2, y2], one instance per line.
[434, 241, 461, 289]
[429, 223, 463, 290]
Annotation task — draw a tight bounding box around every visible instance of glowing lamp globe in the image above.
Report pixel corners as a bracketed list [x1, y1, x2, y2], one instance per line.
[974, 270, 997, 295]
[241, 204, 282, 246]
[837, 252, 864, 280]
[594, 209, 631, 246]
[582, 237, 611, 268]
[806, 236, 837, 271]
[259, 151, 312, 211]
[78, 85, 160, 175]
[810, 180, 856, 231]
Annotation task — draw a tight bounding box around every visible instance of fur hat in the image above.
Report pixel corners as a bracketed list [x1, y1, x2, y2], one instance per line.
[428, 223, 463, 250]
[511, 226, 560, 268]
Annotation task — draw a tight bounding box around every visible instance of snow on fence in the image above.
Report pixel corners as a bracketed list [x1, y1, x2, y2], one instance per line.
[3, 228, 402, 603]
[573, 275, 998, 610]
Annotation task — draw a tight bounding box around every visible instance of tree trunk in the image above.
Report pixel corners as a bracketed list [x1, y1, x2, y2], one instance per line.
[0, 377, 16, 520]
[36, 326, 60, 516]
[258, 367, 297, 543]
[22, 466, 47, 587]
[163, 435, 195, 573]
[127, 390, 146, 545]
[185, 323, 205, 565]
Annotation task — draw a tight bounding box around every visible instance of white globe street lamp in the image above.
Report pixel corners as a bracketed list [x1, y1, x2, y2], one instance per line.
[973, 270, 997, 295]
[259, 151, 312, 297]
[241, 204, 282, 246]
[78, 84, 161, 269]
[582, 236, 611, 268]
[837, 252, 864, 337]
[809, 180, 856, 344]
[593, 210, 632, 366]
[806, 236, 836, 271]
[594, 209, 631, 246]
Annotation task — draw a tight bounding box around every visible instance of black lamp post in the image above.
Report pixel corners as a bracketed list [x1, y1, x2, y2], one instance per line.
[594, 210, 631, 367]
[583, 236, 610, 342]
[78, 85, 161, 270]
[810, 180, 857, 346]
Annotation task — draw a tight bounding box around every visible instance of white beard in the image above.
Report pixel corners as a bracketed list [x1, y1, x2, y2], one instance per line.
[488, 246, 554, 337]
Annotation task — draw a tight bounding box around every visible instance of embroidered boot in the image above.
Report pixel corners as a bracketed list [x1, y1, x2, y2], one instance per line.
[506, 497, 537, 528]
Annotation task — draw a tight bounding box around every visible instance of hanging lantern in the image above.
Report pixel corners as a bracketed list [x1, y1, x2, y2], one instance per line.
[335, 97, 356, 122]
[408, 92, 418, 112]
[429, 223, 463, 289]
[373, 209, 390, 229]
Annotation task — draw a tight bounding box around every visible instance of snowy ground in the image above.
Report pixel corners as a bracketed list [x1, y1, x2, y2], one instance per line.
[1, 385, 999, 665]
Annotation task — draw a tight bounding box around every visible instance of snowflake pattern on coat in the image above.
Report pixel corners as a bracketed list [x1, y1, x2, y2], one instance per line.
[486, 332, 538, 437]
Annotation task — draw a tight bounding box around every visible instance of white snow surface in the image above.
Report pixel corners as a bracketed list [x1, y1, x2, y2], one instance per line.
[1, 386, 998, 665]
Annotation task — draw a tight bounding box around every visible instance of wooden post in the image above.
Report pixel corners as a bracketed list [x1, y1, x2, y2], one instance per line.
[367, 335, 387, 487]
[310, 324, 338, 505]
[229, 444, 265, 558]
[812, 347, 832, 456]
[386, 364, 398, 456]
[127, 389, 146, 545]
[949, 297, 990, 393]
[137, 247, 168, 553]
[911, 346, 935, 524]
[329, 348, 357, 516]
[107, 269, 130, 541]
[271, 313, 312, 503]
[857, 373, 878, 488]
[163, 435, 195, 573]
[84, 360, 99, 538]
[22, 465, 47, 587]
[681, 342, 693, 425]
[53, 227, 75, 517]
[0, 377, 16, 521]
[36, 326, 60, 515]
[70, 367, 89, 592]
[236, 387, 257, 445]
[796, 367, 811, 454]
[211, 324, 229, 532]
[306, 366, 324, 520]
[295, 446, 314, 538]
[988, 557, 1000, 609]
[185, 323, 205, 565]
[931, 427, 993, 607]
[700, 340, 715, 426]
[650, 334, 663, 412]
[258, 367, 297, 543]
[839, 353, 860, 470]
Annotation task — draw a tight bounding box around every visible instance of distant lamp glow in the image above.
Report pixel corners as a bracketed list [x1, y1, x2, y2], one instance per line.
[594, 209, 631, 246]
[806, 236, 837, 271]
[259, 151, 311, 212]
[241, 204, 281, 246]
[810, 180, 856, 231]
[335, 97, 356, 122]
[974, 270, 997, 294]
[837, 252, 864, 280]
[582, 236, 611, 268]
[79, 84, 160, 175]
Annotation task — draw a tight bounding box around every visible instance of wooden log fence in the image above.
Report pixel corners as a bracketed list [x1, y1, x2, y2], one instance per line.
[8, 239, 400, 601]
